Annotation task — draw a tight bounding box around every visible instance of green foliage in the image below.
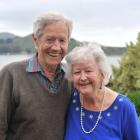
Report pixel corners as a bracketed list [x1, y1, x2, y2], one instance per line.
[127, 91, 140, 116]
[110, 32, 140, 93]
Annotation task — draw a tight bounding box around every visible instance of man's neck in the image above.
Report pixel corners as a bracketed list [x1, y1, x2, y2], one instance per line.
[42, 64, 58, 81]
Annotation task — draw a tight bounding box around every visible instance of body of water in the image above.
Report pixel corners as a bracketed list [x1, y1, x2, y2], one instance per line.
[0, 54, 121, 70]
[0, 54, 33, 69]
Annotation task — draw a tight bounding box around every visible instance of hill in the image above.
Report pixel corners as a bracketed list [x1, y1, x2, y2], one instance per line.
[0, 32, 126, 55]
[0, 32, 17, 39]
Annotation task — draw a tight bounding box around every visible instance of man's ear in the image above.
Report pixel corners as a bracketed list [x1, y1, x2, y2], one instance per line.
[32, 33, 38, 49]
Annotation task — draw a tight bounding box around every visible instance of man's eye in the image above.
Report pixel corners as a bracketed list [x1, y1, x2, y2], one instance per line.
[47, 38, 52, 41]
[46, 38, 55, 43]
[59, 39, 66, 43]
[73, 71, 80, 75]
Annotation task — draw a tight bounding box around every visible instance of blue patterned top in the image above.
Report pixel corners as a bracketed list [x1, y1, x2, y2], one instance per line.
[64, 90, 140, 140]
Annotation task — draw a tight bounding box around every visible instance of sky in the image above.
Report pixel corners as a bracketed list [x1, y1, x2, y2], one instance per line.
[0, 0, 140, 47]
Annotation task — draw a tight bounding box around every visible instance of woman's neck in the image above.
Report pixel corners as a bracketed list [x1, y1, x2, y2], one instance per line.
[80, 87, 118, 112]
[80, 88, 106, 112]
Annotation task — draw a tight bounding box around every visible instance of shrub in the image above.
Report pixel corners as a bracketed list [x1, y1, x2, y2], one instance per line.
[110, 32, 140, 93]
[127, 91, 140, 116]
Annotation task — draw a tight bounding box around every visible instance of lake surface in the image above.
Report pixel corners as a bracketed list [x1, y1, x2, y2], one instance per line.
[0, 54, 33, 69]
[0, 54, 121, 70]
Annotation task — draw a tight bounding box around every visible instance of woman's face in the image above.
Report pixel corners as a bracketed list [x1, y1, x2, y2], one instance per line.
[72, 60, 104, 96]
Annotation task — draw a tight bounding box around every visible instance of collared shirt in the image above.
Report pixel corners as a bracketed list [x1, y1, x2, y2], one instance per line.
[26, 54, 65, 94]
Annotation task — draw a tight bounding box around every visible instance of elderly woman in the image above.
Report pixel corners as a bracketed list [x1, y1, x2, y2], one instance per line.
[64, 45, 140, 140]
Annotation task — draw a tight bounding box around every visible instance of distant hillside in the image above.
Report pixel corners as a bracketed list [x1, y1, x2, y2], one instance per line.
[0, 32, 17, 39]
[0, 32, 126, 55]
[0, 33, 35, 54]
[101, 45, 126, 56]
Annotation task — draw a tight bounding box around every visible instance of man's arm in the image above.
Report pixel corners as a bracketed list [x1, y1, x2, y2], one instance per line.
[0, 67, 13, 140]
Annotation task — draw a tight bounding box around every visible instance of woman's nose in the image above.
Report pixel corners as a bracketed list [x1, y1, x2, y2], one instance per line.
[80, 71, 87, 81]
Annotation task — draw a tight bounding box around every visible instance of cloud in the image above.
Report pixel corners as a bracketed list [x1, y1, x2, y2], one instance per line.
[0, 0, 140, 46]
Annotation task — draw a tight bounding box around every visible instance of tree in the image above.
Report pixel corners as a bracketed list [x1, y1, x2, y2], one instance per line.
[110, 32, 140, 94]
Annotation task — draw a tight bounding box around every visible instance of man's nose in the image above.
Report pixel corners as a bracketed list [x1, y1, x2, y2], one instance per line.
[54, 39, 61, 46]
[51, 39, 61, 50]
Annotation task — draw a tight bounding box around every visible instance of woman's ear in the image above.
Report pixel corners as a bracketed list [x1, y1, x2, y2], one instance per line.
[100, 73, 105, 89]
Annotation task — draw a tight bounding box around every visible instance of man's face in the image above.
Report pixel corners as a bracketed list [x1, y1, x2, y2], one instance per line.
[33, 21, 69, 68]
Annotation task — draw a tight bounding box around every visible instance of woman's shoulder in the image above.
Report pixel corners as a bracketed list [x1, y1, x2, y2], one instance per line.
[114, 93, 137, 115]
[106, 87, 134, 106]
[105, 88, 135, 112]
[116, 93, 134, 106]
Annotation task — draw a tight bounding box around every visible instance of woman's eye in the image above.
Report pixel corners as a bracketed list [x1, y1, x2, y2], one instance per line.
[86, 70, 92, 73]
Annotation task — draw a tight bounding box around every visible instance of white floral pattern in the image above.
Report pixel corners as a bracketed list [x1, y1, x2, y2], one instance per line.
[114, 106, 118, 110]
[107, 112, 111, 117]
[74, 92, 78, 96]
[73, 96, 124, 120]
[73, 99, 77, 103]
[76, 107, 80, 111]
[119, 98, 123, 102]
[89, 115, 93, 119]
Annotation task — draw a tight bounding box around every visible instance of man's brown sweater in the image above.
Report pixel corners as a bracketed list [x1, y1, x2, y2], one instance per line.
[0, 61, 70, 140]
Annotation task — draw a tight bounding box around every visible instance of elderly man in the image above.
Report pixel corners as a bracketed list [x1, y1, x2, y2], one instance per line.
[0, 11, 72, 140]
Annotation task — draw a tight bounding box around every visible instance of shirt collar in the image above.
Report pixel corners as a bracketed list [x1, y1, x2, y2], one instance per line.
[26, 54, 42, 72]
[26, 54, 64, 74]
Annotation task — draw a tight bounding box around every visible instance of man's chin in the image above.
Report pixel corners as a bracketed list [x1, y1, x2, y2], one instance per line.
[46, 61, 61, 67]
[48, 55, 63, 61]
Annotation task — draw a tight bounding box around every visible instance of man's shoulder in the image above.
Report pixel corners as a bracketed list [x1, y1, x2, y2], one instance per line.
[5, 60, 26, 68]
[1, 60, 27, 74]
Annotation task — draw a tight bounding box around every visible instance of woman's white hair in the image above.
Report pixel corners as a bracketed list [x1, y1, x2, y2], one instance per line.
[64, 43, 112, 86]
[33, 11, 73, 39]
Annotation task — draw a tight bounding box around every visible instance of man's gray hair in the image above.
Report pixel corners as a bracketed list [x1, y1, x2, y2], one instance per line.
[33, 11, 73, 39]
[64, 43, 112, 86]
